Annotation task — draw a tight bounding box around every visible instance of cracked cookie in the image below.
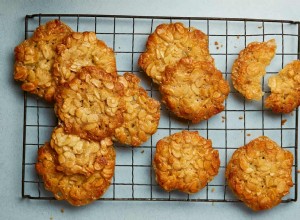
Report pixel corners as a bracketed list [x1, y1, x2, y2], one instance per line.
[265, 60, 300, 113]
[231, 39, 276, 100]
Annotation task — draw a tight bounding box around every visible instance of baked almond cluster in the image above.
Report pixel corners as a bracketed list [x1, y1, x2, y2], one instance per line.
[14, 20, 160, 206]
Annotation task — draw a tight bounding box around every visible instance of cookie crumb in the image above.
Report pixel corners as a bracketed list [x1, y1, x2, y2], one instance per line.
[239, 116, 243, 120]
[247, 133, 251, 136]
[214, 41, 219, 46]
[216, 46, 219, 50]
[141, 150, 145, 154]
[237, 36, 240, 39]
[221, 116, 226, 123]
[60, 208, 64, 213]
[258, 26, 263, 29]
[281, 119, 287, 126]
[211, 187, 215, 192]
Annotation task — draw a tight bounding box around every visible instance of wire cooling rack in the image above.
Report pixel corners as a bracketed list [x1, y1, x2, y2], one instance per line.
[22, 14, 299, 203]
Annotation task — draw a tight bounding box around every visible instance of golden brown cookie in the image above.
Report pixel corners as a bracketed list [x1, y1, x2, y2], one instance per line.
[14, 20, 73, 101]
[55, 66, 125, 141]
[36, 143, 115, 206]
[53, 32, 117, 85]
[225, 136, 293, 211]
[231, 39, 276, 100]
[138, 22, 214, 84]
[113, 73, 161, 146]
[50, 126, 114, 176]
[153, 130, 220, 194]
[159, 58, 230, 123]
[265, 60, 300, 113]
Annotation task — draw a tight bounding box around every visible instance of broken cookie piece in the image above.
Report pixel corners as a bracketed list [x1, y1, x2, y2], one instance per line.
[231, 39, 276, 100]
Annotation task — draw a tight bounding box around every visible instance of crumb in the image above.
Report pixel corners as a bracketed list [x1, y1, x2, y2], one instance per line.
[216, 46, 219, 50]
[239, 116, 243, 120]
[298, 170, 300, 173]
[214, 41, 219, 46]
[211, 187, 215, 192]
[247, 133, 251, 136]
[258, 26, 263, 29]
[141, 150, 145, 154]
[220, 44, 223, 48]
[281, 119, 287, 126]
[237, 36, 240, 39]
[221, 116, 225, 123]
[60, 208, 64, 213]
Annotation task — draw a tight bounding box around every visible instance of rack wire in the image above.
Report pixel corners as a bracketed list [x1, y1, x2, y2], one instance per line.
[22, 14, 299, 203]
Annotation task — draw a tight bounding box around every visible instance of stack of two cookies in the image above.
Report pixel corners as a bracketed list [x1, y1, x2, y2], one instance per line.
[139, 22, 230, 123]
[14, 20, 161, 206]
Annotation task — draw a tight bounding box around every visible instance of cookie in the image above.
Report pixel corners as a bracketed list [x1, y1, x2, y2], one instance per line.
[113, 73, 161, 146]
[50, 126, 115, 176]
[225, 136, 293, 211]
[14, 19, 73, 101]
[55, 66, 125, 141]
[138, 22, 214, 84]
[36, 143, 115, 206]
[159, 58, 230, 123]
[231, 39, 276, 100]
[153, 130, 220, 194]
[265, 60, 300, 113]
[53, 32, 117, 85]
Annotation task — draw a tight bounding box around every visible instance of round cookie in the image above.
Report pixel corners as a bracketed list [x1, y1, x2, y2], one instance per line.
[50, 126, 114, 176]
[36, 143, 115, 206]
[113, 73, 161, 146]
[14, 19, 73, 101]
[138, 22, 214, 84]
[55, 66, 125, 141]
[153, 130, 220, 194]
[265, 60, 300, 113]
[225, 136, 293, 211]
[53, 31, 117, 85]
[159, 58, 230, 123]
[231, 39, 276, 100]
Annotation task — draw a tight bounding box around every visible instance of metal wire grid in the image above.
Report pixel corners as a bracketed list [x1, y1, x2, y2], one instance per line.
[22, 14, 299, 203]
